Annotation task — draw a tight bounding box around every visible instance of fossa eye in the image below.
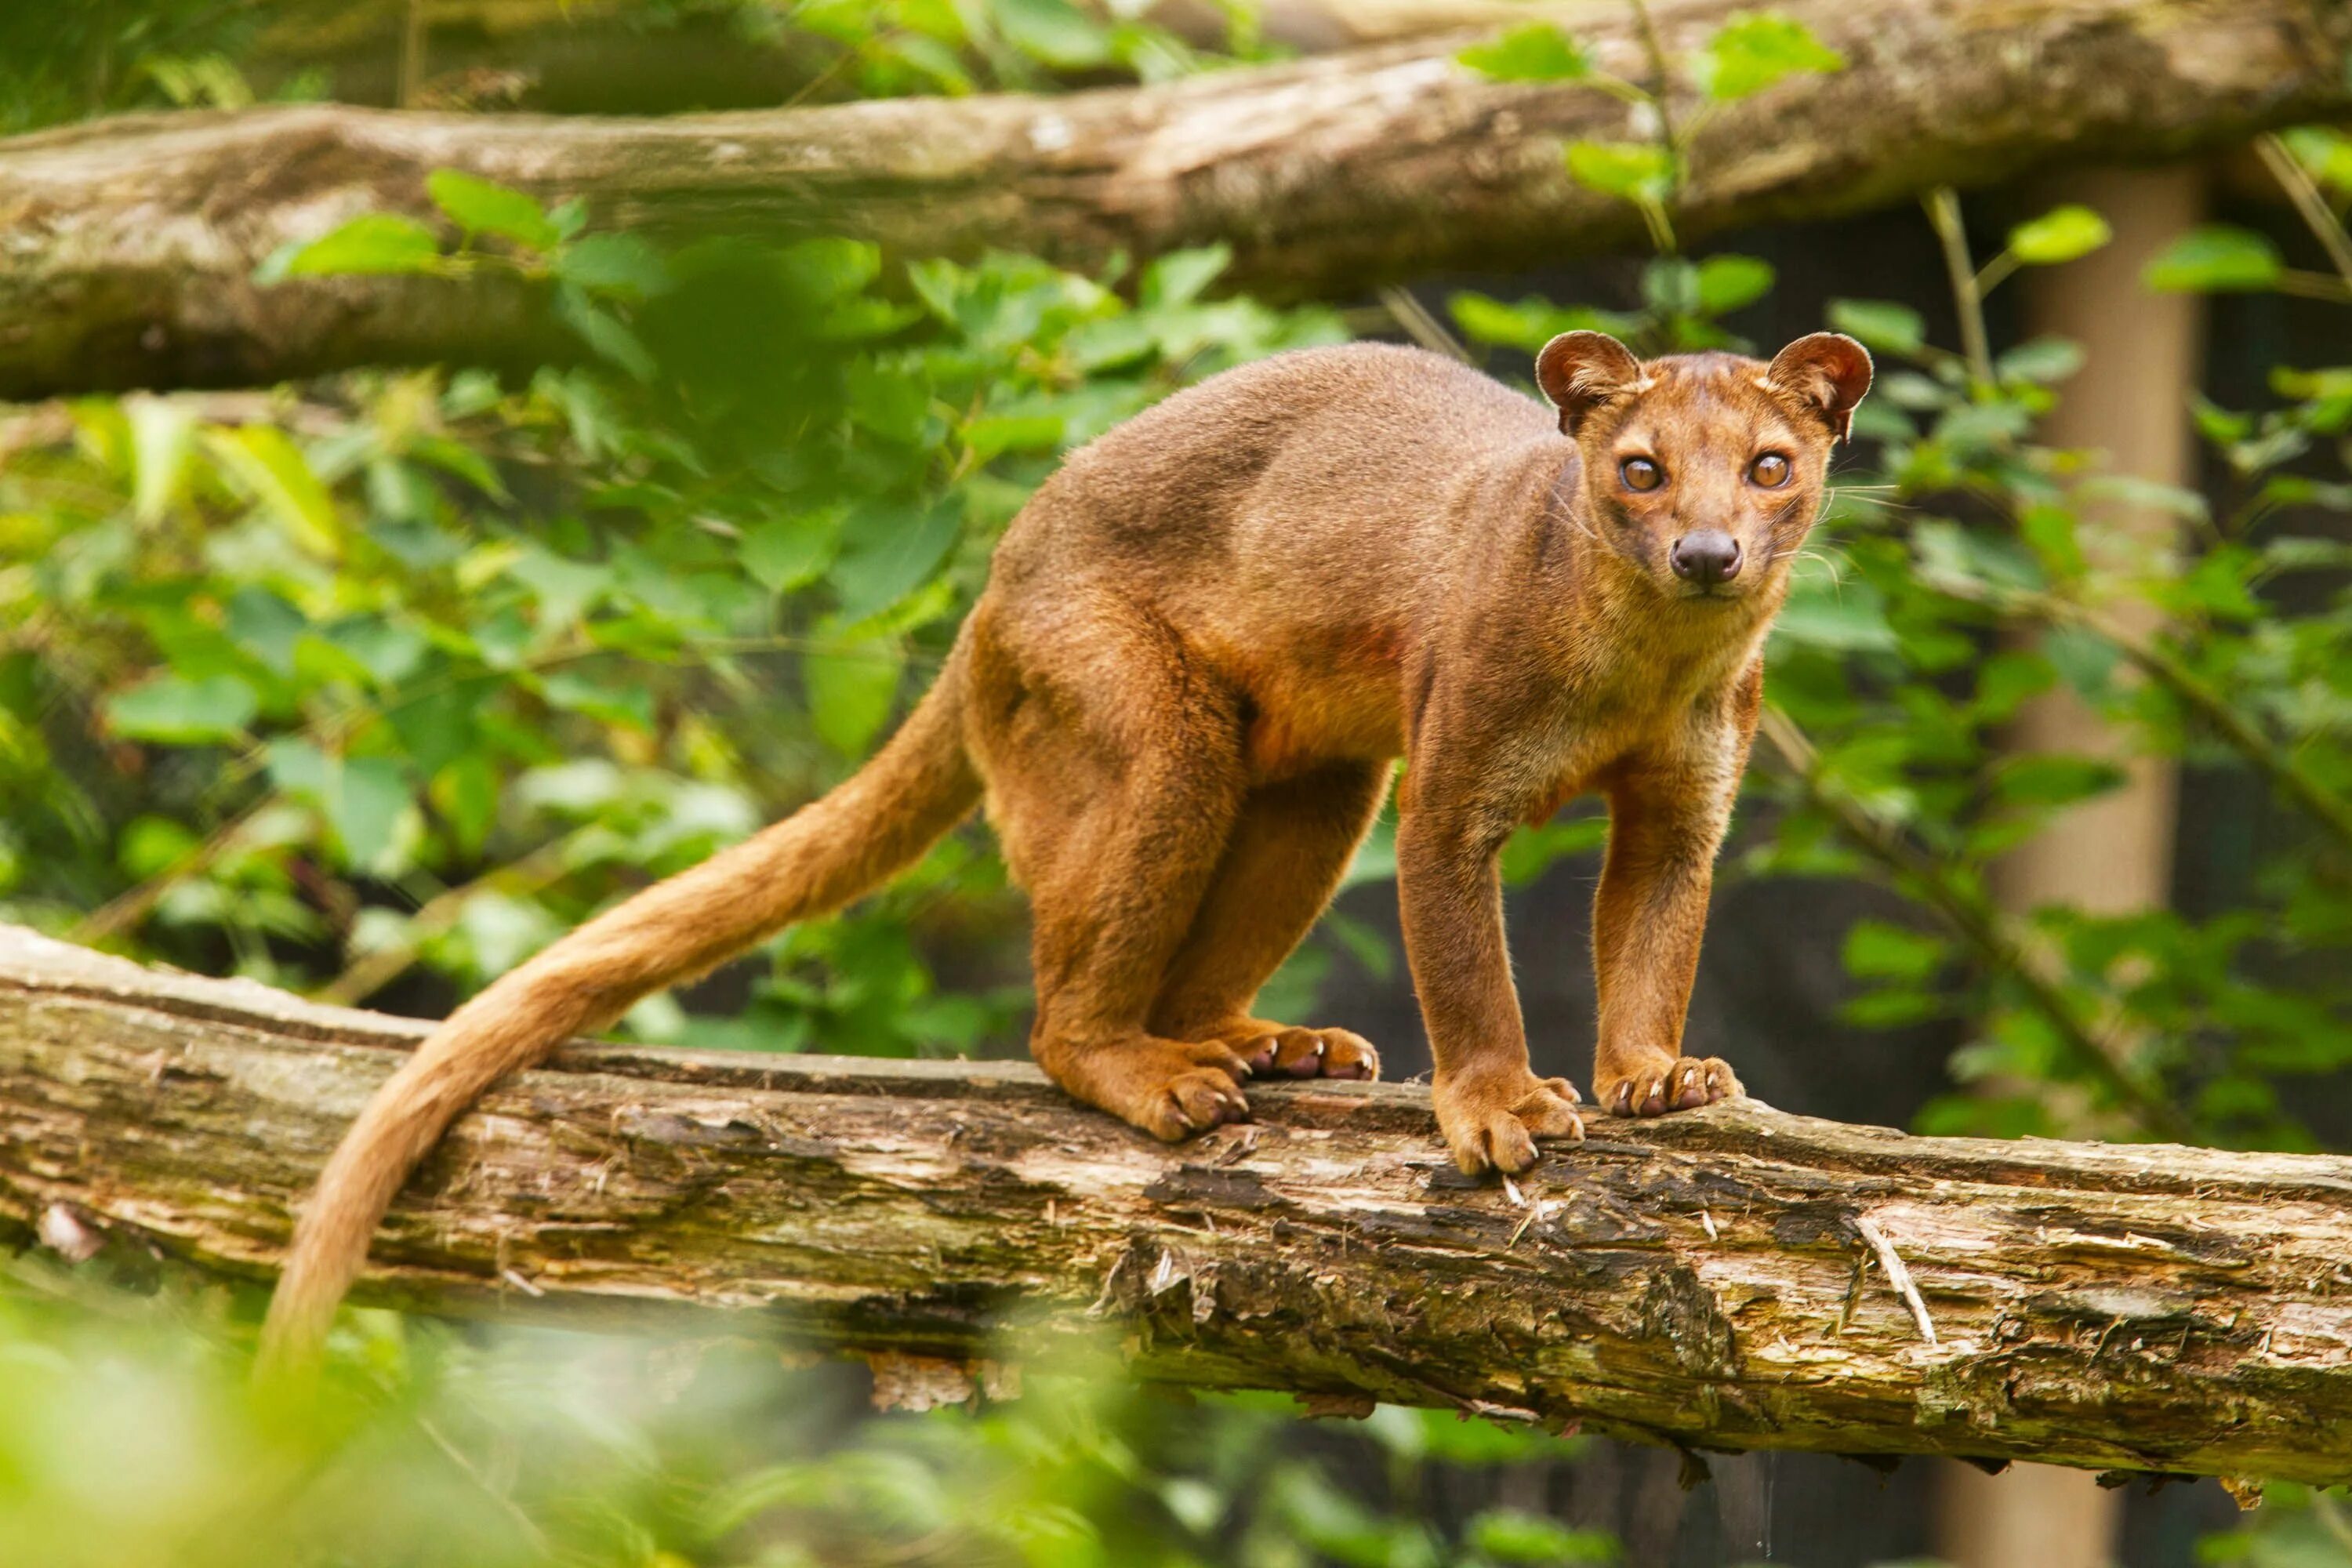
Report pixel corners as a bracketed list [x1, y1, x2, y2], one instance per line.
[1749, 452, 1792, 488]
[1620, 457, 1664, 492]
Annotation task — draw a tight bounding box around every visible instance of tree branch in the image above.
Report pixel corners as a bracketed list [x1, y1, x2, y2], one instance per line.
[2, 0, 2345, 397]
[2, 925, 2348, 1483]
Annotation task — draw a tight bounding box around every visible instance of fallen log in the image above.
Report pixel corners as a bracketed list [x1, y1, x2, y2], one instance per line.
[1, 927, 2347, 1483]
[2, 0, 2344, 397]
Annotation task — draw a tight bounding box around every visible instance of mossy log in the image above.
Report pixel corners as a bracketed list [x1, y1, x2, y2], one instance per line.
[2, 927, 2349, 1483]
[2, 0, 2345, 397]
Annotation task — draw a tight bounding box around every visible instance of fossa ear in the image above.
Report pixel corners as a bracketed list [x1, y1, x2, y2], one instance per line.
[1766, 332, 1874, 444]
[1535, 331, 1643, 437]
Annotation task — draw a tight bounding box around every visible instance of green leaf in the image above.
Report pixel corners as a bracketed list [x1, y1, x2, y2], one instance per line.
[554, 285, 656, 381]
[118, 815, 200, 879]
[1501, 816, 1608, 884]
[844, 356, 934, 445]
[1641, 257, 1699, 318]
[1769, 573, 1898, 652]
[804, 642, 905, 757]
[1995, 336, 2085, 385]
[554, 233, 672, 299]
[324, 619, 429, 689]
[1457, 24, 1591, 82]
[227, 587, 307, 676]
[1826, 299, 1925, 356]
[126, 397, 196, 524]
[433, 753, 500, 857]
[325, 756, 415, 868]
[1993, 753, 2125, 809]
[1563, 140, 1673, 205]
[1695, 253, 1775, 314]
[1466, 1509, 1618, 1563]
[1842, 919, 1947, 983]
[741, 511, 843, 593]
[270, 742, 414, 869]
[2143, 226, 2283, 293]
[104, 674, 258, 744]
[1690, 11, 1843, 100]
[542, 670, 655, 731]
[2005, 204, 2111, 266]
[963, 412, 1066, 462]
[1140, 245, 1231, 309]
[426, 169, 560, 250]
[409, 434, 510, 500]
[993, 0, 1113, 68]
[260, 213, 441, 281]
[2282, 126, 2352, 197]
[829, 500, 963, 623]
[204, 426, 342, 556]
[1840, 989, 1947, 1029]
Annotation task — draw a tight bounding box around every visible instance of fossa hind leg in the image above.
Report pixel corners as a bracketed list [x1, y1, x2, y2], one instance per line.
[1149, 760, 1388, 1081]
[971, 604, 1263, 1139]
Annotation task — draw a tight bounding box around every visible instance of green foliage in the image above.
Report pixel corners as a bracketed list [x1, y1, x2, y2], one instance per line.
[1748, 186, 2352, 1152]
[0, 0, 1261, 134]
[2, 201, 1340, 1054]
[0, 1260, 1617, 1568]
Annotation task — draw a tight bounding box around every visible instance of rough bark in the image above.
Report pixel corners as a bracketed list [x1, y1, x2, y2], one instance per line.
[2, 927, 2349, 1484]
[2, 0, 2345, 397]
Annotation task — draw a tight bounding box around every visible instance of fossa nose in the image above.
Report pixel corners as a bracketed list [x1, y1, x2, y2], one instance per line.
[1670, 529, 1742, 586]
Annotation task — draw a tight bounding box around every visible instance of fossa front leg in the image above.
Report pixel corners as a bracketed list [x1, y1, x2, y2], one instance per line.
[1590, 751, 1744, 1118]
[1397, 786, 1584, 1175]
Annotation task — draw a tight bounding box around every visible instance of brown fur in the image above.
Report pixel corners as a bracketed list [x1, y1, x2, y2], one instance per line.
[257, 330, 1868, 1373]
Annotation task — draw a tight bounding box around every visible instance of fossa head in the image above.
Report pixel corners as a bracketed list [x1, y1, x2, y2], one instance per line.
[1535, 330, 1871, 608]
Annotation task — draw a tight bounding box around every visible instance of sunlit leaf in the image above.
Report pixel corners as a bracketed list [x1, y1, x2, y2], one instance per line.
[1695, 253, 1775, 314]
[258, 213, 441, 281]
[1842, 919, 1947, 982]
[204, 426, 342, 556]
[1690, 11, 1843, 100]
[103, 674, 257, 744]
[125, 397, 195, 524]
[1457, 24, 1590, 82]
[1466, 1509, 1619, 1563]
[2143, 226, 2282, 293]
[2005, 204, 2111, 266]
[1563, 140, 1673, 205]
[426, 169, 561, 250]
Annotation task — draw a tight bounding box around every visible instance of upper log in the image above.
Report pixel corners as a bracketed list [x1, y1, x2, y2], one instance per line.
[2, 925, 2349, 1483]
[2, 0, 2345, 397]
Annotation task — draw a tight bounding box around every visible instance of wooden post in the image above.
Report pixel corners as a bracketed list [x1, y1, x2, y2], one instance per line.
[1941, 162, 2210, 1568]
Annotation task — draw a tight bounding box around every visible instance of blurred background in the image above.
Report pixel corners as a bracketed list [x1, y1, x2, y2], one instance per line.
[2, 2, 2350, 1564]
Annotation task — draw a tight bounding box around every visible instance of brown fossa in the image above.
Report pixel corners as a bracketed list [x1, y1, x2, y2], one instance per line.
[258, 329, 1870, 1372]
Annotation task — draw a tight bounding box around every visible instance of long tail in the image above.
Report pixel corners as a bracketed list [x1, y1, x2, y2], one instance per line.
[257, 644, 979, 1376]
